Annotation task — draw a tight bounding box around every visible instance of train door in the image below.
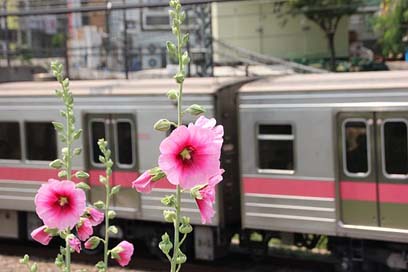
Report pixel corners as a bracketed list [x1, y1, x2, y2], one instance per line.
[338, 112, 408, 228]
[338, 112, 378, 226]
[85, 114, 140, 219]
[376, 112, 408, 228]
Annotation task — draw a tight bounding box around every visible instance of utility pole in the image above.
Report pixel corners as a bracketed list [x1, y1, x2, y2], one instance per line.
[123, 0, 128, 79]
[2, 0, 10, 68]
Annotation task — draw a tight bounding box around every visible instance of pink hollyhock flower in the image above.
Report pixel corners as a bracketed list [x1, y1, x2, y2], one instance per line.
[112, 241, 134, 267]
[35, 179, 86, 231]
[132, 171, 155, 193]
[132, 168, 165, 193]
[87, 207, 104, 226]
[158, 118, 223, 189]
[30, 225, 52, 245]
[194, 116, 223, 145]
[195, 170, 224, 224]
[76, 218, 93, 241]
[68, 236, 81, 253]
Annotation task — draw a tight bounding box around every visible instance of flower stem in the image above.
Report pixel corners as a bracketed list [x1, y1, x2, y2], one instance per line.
[104, 175, 111, 271]
[171, 9, 184, 271]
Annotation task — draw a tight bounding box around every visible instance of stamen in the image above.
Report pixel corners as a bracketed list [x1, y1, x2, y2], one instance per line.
[58, 196, 68, 207]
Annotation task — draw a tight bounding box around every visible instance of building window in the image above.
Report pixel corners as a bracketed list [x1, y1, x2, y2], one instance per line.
[382, 120, 408, 176]
[90, 120, 106, 165]
[115, 121, 134, 166]
[25, 122, 57, 161]
[343, 120, 369, 176]
[257, 124, 294, 173]
[0, 122, 21, 160]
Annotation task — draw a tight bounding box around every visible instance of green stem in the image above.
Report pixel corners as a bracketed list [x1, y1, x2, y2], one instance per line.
[171, 19, 184, 272]
[104, 174, 111, 271]
[65, 236, 71, 271]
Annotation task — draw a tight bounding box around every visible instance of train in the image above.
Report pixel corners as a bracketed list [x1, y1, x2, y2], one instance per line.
[2, 71, 408, 271]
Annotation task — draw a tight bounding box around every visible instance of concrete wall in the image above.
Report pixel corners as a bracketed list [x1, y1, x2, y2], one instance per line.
[212, 0, 349, 62]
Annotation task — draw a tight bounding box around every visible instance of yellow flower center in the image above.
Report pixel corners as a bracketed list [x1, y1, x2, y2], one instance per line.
[58, 196, 69, 207]
[180, 148, 192, 161]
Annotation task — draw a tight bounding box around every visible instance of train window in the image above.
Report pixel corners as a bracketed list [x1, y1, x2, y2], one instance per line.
[257, 124, 294, 172]
[90, 121, 106, 165]
[0, 122, 21, 160]
[382, 120, 408, 176]
[116, 121, 134, 166]
[343, 120, 369, 176]
[25, 122, 57, 161]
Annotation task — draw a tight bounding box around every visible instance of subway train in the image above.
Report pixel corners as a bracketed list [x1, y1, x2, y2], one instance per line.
[1, 71, 408, 270]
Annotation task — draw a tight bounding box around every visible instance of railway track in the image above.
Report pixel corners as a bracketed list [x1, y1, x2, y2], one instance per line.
[0, 238, 335, 272]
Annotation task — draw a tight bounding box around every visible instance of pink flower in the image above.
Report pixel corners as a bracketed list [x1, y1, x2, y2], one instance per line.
[30, 225, 52, 245]
[35, 179, 86, 231]
[87, 207, 104, 226]
[76, 218, 93, 241]
[132, 171, 155, 193]
[195, 170, 224, 224]
[68, 236, 81, 253]
[158, 118, 223, 189]
[112, 241, 134, 267]
[84, 236, 100, 250]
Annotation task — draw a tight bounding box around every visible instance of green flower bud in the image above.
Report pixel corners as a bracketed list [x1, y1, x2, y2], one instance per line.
[108, 225, 118, 234]
[182, 51, 190, 66]
[154, 119, 171, 132]
[75, 171, 90, 179]
[176, 249, 187, 264]
[52, 122, 64, 132]
[49, 159, 63, 169]
[161, 194, 176, 207]
[30, 263, 38, 272]
[163, 210, 176, 223]
[85, 236, 101, 250]
[58, 170, 67, 178]
[167, 89, 179, 100]
[108, 210, 116, 219]
[186, 104, 205, 116]
[94, 201, 105, 209]
[174, 71, 185, 84]
[20, 254, 29, 264]
[99, 175, 107, 185]
[159, 233, 173, 254]
[76, 182, 90, 191]
[110, 185, 121, 196]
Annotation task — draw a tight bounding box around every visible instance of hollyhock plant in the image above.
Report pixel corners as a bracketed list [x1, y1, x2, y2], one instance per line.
[87, 207, 104, 226]
[111, 241, 134, 267]
[30, 226, 52, 246]
[158, 122, 223, 189]
[68, 236, 81, 253]
[35, 179, 86, 231]
[77, 218, 93, 241]
[194, 170, 224, 224]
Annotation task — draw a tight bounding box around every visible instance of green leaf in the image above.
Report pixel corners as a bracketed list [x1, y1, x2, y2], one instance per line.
[76, 182, 90, 191]
[110, 185, 121, 196]
[75, 171, 90, 179]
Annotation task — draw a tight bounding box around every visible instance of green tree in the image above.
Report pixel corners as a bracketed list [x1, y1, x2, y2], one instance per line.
[287, 0, 362, 71]
[373, 0, 408, 58]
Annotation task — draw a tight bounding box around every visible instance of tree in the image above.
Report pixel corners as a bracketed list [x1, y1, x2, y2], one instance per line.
[373, 0, 408, 59]
[286, 0, 363, 71]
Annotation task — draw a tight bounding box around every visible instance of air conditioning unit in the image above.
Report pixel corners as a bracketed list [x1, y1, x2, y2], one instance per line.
[142, 54, 162, 69]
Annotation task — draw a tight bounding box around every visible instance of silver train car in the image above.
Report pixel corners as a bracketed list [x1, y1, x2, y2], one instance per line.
[2, 71, 408, 270]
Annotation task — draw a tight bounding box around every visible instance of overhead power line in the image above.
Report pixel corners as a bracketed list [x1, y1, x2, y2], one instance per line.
[0, 0, 246, 17]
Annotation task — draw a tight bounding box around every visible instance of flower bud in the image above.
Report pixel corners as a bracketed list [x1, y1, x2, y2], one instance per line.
[186, 104, 205, 116]
[176, 249, 187, 264]
[49, 159, 63, 169]
[20, 254, 29, 265]
[163, 210, 176, 222]
[108, 210, 116, 219]
[182, 51, 190, 66]
[84, 236, 101, 250]
[94, 200, 105, 209]
[174, 72, 185, 84]
[159, 233, 173, 254]
[76, 182, 90, 191]
[167, 89, 179, 100]
[161, 194, 176, 207]
[154, 119, 171, 131]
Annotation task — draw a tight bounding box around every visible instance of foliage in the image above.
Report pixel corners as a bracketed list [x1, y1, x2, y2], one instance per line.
[286, 0, 363, 71]
[373, 0, 408, 58]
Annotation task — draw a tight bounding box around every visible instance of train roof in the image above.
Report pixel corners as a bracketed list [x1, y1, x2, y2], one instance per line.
[0, 77, 236, 97]
[240, 70, 408, 93]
